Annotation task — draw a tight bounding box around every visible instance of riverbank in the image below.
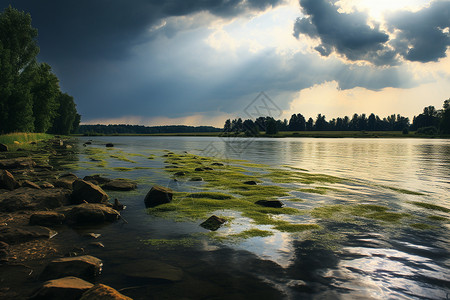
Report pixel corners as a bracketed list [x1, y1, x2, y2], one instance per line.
[0, 137, 133, 299]
[74, 130, 450, 139]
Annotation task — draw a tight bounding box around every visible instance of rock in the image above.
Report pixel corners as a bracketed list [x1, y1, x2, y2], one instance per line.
[189, 177, 203, 182]
[65, 247, 85, 257]
[57, 203, 119, 225]
[194, 167, 205, 172]
[40, 255, 103, 281]
[112, 199, 125, 211]
[41, 182, 55, 189]
[0, 170, 20, 190]
[54, 174, 78, 189]
[203, 167, 214, 171]
[200, 215, 226, 231]
[144, 185, 173, 208]
[71, 180, 109, 204]
[30, 276, 94, 300]
[243, 180, 258, 185]
[255, 200, 283, 208]
[0, 226, 56, 244]
[105, 143, 114, 147]
[211, 162, 224, 166]
[22, 180, 41, 189]
[0, 143, 8, 152]
[0, 188, 71, 212]
[174, 171, 186, 176]
[89, 242, 104, 248]
[102, 179, 137, 191]
[60, 173, 78, 179]
[83, 233, 101, 239]
[80, 284, 132, 300]
[84, 141, 92, 145]
[83, 175, 111, 185]
[0, 241, 9, 249]
[30, 212, 65, 226]
[120, 259, 183, 282]
[0, 157, 35, 169]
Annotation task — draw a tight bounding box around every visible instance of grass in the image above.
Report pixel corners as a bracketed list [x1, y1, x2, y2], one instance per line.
[274, 223, 321, 232]
[0, 133, 54, 150]
[382, 186, 424, 195]
[409, 223, 436, 230]
[142, 238, 197, 248]
[311, 204, 409, 223]
[409, 201, 450, 213]
[427, 215, 448, 222]
[263, 169, 343, 184]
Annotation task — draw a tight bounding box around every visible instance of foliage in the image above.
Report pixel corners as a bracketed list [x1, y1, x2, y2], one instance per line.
[0, 6, 80, 134]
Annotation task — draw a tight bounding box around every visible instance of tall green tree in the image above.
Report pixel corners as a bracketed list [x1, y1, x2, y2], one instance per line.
[440, 99, 450, 134]
[30, 63, 60, 132]
[0, 6, 39, 133]
[49, 92, 78, 135]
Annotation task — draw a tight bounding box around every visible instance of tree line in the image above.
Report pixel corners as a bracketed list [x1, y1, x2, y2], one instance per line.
[223, 99, 450, 135]
[0, 6, 80, 135]
[79, 124, 222, 135]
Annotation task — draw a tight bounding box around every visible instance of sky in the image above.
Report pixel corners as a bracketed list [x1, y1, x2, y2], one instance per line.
[1, 0, 449, 127]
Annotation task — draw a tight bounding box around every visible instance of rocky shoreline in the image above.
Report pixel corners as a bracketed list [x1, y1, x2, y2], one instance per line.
[0, 138, 135, 299]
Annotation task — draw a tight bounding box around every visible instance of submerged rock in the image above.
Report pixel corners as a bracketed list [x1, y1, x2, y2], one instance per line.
[105, 143, 114, 148]
[102, 179, 137, 191]
[189, 177, 203, 182]
[71, 180, 109, 204]
[200, 215, 226, 231]
[58, 203, 120, 225]
[255, 200, 283, 208]
[40, 255, 103, 281]
[211, 162, 224, 166]
[243, 180, 258, 185]
[83, 175, 111, 185]
[0, 226, 56, 244]
[30, 276, 94, 300]
[174, 171, 186, 176]
[119, 259, 183, 282]
[0, 170, 20, 190]
[29, 212, 65, 227]
[80, 284, 132, 300]
[144, 185, 173, 208]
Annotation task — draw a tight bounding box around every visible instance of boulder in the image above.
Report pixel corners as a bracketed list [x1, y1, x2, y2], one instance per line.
[80, 284, 132, 300]
[119, 259, 183, 282]
[112, 199, 125, 211]
[243, 180, 258, 185]
[0, 226, 56, 244]
[0, 188, 71, 212]
[30, 276, 94, 300]
[211, 162, 224, 166]
[173, 171, 186, 176]
[22, 180, 41, 189]
[83, 175, 111, 185]
[203, 167, 214, 171]
[54, 174, 78, 189]
[0, 157, 35, 169]
[41, 182, 55, 189]
[255, 200, 283, 208]
[59, 203, 120, 225]
[0, 143, 8, 152]
[200, 215, 226, 231]
[194, 167, 205, 172]
[0, 170, 20, 190]
[30, 212, 65, 226]
[105, 143, 114, 147]
[144, 185, 173, 208]
[40, 255, 103, 281]
[102, 179, 137, 191]
[71, 180, 109, 204]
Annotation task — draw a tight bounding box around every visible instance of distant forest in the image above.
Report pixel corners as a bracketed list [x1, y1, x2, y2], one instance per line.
[0, 6, 80, 135]
[79, 124, 221, 135]
[224, 99, 450, 135]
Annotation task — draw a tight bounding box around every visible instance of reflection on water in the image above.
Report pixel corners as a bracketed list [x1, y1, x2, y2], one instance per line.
[71, 136, 449, 299]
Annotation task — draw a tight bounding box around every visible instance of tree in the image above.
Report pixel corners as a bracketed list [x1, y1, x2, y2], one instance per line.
[265, 117, 279, 134]
[440, 99, 450, 134]
[315, 114, 327, 131]
[0, 6, 39, 133]
[306, 117, 314, 131]
[49, 92, 78, 135]
[30, 63, 60, 132]
[223, 119, 231, 132]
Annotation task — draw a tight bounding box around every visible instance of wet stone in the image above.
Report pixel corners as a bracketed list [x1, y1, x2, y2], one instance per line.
[200, 215, 226, 231]
[40, 255, 103, 281]
[30, 276, 94, 300]
[144, 185, 173, 208]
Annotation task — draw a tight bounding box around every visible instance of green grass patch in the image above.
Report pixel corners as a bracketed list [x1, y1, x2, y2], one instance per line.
[382, 186, 424, 195]
[263, 169, 343, 184]
[111, 167, 134, 172]
[427, 215, 449, 222]
[0, 132, 54, 146]
[409, 201, 450, 213]
[186, 192, 234, 200]
[311, 204, 409, 223]
[109, 154, 137, 163]
[298, 187, 328, 195]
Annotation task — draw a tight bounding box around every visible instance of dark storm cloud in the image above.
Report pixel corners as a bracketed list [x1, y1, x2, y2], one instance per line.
[294, 0, 450, 65]
[0, 0, 282, 61]
[387, 1, 450, 63]
[294, 0, 396, 66]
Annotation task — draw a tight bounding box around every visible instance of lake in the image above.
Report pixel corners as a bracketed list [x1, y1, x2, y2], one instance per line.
[65, 136, 449, 299]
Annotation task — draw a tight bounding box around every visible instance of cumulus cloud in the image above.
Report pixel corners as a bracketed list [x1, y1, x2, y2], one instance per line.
[294, 0, 450, 65]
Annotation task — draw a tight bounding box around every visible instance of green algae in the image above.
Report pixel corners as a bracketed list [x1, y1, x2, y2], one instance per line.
[427, 215, 449, 222]
[409, 223, 436, 230]
[142, 238, 197, 248]
[274, 223, 321, 232]
[112, 167, 134, 172]
[186, 192, 235, 200]
[311, 204, 409, 223]
[263, 169, 343, 184]
[109, 154, 137, 163]
[382, 186, 424, 195]
[409, 201, 450, 213]
[230, 228, 274, 238]
[298, 187, 329, 195]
